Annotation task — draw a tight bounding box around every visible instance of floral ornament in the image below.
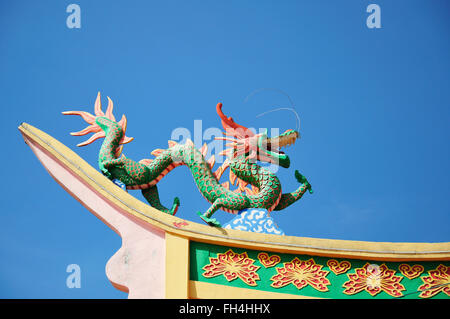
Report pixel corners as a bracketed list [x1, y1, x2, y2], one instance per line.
[257, 252, 281, 268]
[418, 264, 450, 298]
[343, 263, 405, 297]
[398, 264, 424, 280]
[270, 258, 330, 292]
[202, 249, 260, 286]
[327, 259, 351, 275]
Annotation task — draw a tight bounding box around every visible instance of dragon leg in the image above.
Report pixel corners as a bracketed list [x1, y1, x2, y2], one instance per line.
[142, 186, 180, 216]
[273, 170, 313, 211]
[196, 198, 229, 227]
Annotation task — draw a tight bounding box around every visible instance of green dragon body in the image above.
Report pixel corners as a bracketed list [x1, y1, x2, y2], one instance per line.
[64, 93, 312, 227]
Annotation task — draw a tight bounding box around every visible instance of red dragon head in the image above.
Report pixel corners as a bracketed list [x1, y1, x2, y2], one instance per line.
[215, 103, 298, 168]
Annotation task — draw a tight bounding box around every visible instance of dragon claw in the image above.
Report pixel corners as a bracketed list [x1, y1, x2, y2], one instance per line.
[168, 197, 180, 216]
[295, 170, 313, 194]
[197, 212, 221, 227]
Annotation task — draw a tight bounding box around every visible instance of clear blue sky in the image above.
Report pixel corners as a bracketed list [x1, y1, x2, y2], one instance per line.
[0, 1, 449, 298]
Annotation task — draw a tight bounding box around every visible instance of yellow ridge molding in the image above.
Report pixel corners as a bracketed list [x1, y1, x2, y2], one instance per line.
[19, 122, 450, 261]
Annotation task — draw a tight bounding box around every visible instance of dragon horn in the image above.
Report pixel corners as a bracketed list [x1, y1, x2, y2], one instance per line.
[216, 103, 254, 138]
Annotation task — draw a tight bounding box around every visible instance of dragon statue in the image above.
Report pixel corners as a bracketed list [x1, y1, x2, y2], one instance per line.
[63, 93, 313, 227]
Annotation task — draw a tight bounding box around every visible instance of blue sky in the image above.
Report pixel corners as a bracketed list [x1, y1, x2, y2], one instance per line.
[0, 1, 449, 298]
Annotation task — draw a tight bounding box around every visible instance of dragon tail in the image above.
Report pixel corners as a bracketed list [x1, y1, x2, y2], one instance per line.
[62, 92, 133, 158]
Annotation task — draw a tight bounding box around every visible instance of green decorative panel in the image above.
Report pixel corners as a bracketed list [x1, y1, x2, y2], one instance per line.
[189, 241, 450, 299]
